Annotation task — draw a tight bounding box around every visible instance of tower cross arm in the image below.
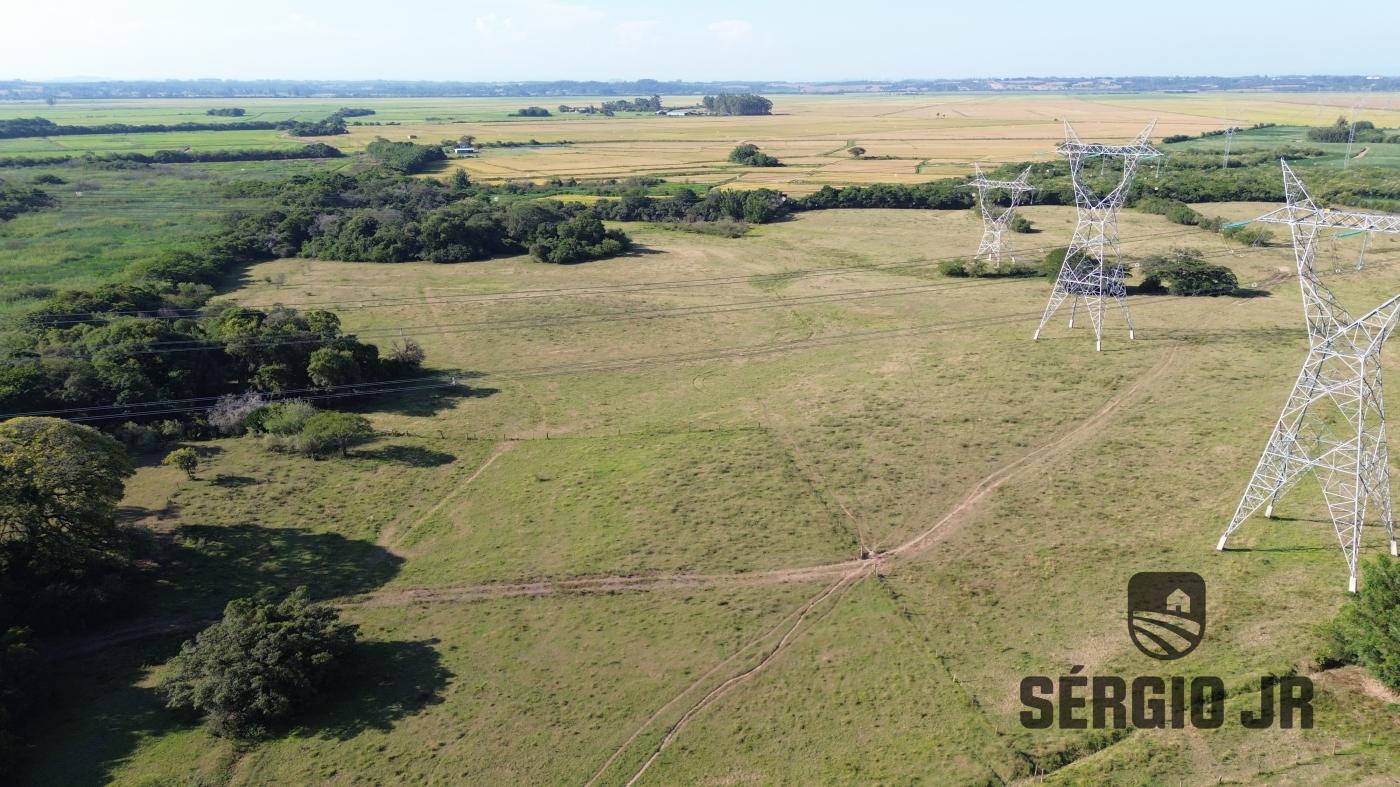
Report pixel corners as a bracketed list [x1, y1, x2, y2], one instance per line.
[1054, 141, 1163, 158]
[1254, 206, 1400, 234]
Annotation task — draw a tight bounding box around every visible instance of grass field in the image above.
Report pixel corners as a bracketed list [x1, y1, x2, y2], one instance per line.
[13, 196, 1400, 783]
[0, 158, 347, 324]
[6, 91, 1400, 783]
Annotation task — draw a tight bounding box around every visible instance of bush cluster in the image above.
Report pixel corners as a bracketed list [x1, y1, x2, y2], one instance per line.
[1138, 248, 1239, 295]
[1319, 555, 1400, 690]
[160, 587, 358, 738]
[728, 143, 781, 167]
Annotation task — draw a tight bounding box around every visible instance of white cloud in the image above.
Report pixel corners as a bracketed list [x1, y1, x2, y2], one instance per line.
[473, 13, 516, 37]
[534, 1, 605, 28]
[617, 19, 660, 45]
[707, 19, 753, 42]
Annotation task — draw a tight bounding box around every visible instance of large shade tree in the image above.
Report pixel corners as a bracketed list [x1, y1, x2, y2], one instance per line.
[0, 417, 134, 572]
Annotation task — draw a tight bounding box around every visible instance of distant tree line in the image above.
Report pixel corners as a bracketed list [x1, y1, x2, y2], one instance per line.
[512, 106, 551, 117]
[592, 187, 789, 225]
[364, 139, 445, 173]
[0, 143, 343, 169]
[5, 75, 1397, 100]
[205, 107, 246, 116]
[1161, 122, 1276, 144]
[0, 107, 375, 140]
[600, 95, 663, 113]
[1308, 116, 1400, 144]
[702, 93, 773, 116]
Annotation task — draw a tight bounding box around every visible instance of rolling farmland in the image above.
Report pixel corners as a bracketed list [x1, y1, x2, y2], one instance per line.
[5, 91, 1400, 784]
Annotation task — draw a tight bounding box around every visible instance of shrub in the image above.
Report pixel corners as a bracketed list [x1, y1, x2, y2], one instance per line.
[299, 412, 373, 457]
[1222, 224, 1273, 247]
[1039, 247, 1069, 278]
[248, 400, 318, 437]
[1139, 248, 1239, 295]
[1009, 215, 1035, 233]
[207, 392, 268, 436]
[162, 447, 199, 479]
[937, 258, 975, 277]
[1136, 196, 1202, 226]
[1318, 555, 1400, 690]
[728, 143, 782, 167]
[160, 587, 357, 738]
[387, 338, 426, 369]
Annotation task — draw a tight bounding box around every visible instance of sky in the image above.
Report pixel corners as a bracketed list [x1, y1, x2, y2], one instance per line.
[3, 0, 1396, 83]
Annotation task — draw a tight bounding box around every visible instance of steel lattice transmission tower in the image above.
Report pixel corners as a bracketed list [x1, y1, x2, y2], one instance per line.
[1217, 161, 1400, 592]
[962, 164, 1035, 268]
[1033, 121, 1162, 351]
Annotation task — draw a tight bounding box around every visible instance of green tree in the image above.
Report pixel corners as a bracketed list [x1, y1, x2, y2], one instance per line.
[0, 417, 134, 569]
[300, 411, 374, 457]
[306, 347, 361, 388]
[1139, 247, 1239, 295]
[160, 587, 357, 737]
[163, 446, 199, 479]
[848, 146, 866, 158]
[1319, 555, 1400, 690]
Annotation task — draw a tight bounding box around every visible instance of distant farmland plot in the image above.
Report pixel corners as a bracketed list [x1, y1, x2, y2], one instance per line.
[0, 128, 307, 156]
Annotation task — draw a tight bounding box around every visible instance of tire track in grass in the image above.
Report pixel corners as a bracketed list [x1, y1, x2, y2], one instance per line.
[583, 345, 1182, 785]
[375, 440, 515, 555]
[582, 568, 863, 787]
[614, 566, 871, 787]
[352, 344, 1181, 607]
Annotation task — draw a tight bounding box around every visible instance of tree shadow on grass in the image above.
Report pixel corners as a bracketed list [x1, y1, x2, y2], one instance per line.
[158, 524, 404, 614]
[359, 444, 457, 467]
[367, 381, 497, 418]
[211, 473, 258, 487]
[16, 633, 194, 787]
[292, 639, 453, 741]
[19, 525, 418, 784]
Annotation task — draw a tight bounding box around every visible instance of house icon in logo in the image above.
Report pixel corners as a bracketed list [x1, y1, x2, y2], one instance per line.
[1166, 588, 1191, 614]
[1127, 572, 1206, 660]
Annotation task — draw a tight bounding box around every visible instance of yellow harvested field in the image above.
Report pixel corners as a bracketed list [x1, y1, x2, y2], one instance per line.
[308, 92, 1400, 189]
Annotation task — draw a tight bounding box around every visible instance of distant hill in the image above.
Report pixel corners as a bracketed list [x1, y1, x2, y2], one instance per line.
[1, 75, 1396, 100]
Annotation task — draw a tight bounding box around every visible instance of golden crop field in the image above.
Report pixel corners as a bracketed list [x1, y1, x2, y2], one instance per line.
[295, 92, 1400, 192]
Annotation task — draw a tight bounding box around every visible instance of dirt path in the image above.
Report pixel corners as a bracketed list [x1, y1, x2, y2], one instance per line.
[619, 567, 870, 787]
[887, 345, 1180, 562]
[355, 346, 1180, 610]
[376, 440, 516, 555]
[583, 567, 867, 787]
[349, 560, 865, 607]
[584, 345, 1182, 785]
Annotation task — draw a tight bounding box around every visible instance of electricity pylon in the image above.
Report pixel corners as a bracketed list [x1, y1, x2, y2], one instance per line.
[962, 164, 1035, 268]
[1219, 115, 1238, 169]
[1217, 161, 1400, 592]
[1033, 121, 1162, 351]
